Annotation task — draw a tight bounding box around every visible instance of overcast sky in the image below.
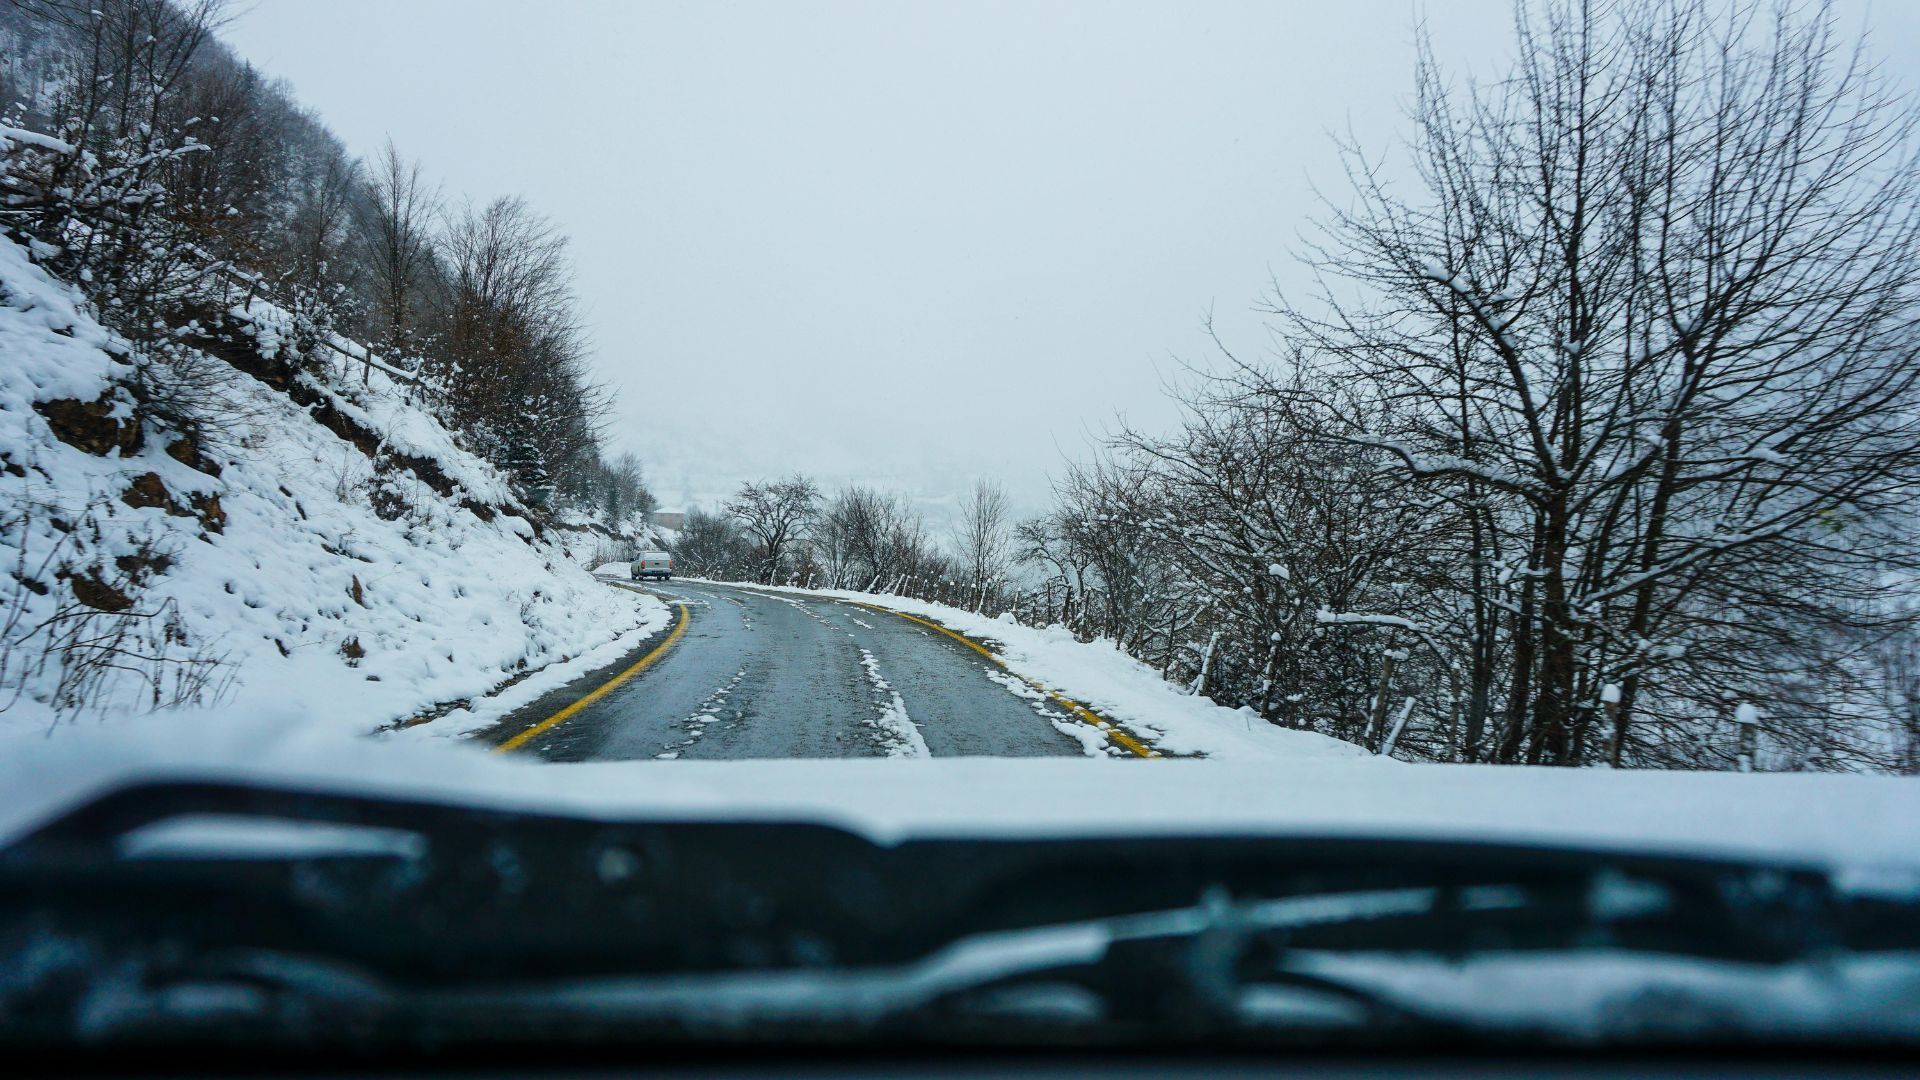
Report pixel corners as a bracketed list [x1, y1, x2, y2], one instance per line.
[219, 0, 1920, 519]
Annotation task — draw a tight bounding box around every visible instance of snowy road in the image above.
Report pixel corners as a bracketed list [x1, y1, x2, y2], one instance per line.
[489, 581, 1088, 761]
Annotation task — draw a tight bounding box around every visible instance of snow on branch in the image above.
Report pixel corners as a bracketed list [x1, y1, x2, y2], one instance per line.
[1315, 609, 1429, 632]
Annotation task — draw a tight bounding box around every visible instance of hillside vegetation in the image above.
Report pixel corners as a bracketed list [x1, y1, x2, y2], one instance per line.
[0, 0, 661, 730]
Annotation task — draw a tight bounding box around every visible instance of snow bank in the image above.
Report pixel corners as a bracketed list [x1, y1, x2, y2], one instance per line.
[695, 579, 1371, 763]
[0, 236, 663, 736]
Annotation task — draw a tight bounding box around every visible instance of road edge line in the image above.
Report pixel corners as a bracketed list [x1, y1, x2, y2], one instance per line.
[843, 600, 1161, 760]
[493, 598, 690, 754]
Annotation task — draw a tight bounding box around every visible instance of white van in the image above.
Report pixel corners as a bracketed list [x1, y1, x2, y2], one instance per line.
[630, 551, 674, 581]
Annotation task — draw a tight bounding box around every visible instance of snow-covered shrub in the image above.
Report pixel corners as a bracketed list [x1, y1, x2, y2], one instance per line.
[0, 488, 228, 720]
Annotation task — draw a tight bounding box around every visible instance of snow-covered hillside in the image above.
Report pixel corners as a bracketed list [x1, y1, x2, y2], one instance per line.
[0, 235, 664, 735]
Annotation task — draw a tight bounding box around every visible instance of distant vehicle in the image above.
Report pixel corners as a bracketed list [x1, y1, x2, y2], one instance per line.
[631, 551, 673, 581]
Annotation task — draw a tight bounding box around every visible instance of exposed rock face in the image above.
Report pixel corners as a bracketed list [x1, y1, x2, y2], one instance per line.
[164, 432, 222, 477]
[67, 571, 132, 613]
[34, 396, 141, 457]
[189, 491, 226, 534]
[120, 472, 190, 517]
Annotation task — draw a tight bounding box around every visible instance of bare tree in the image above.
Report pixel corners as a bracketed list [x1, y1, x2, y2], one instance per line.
[434, 195, 605, 502]
[602, 452, 656, 526]
[953, 479, 1012, 612]
[1015, 514, 1094, 632]
[725, 475, 820, 583]
[1098, 377, 1456, 745]
[669, 509, 752, 580]
[356, 139, 440, 379]
[997, 0, 1920, 771]
[808, 485, 951, 596]
[1267, 0, 1920, 766]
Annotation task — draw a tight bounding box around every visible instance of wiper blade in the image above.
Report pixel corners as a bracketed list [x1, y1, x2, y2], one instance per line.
[53, 879, 1903, 1052]
[408, 885, 1461, 1046]
[4, 779, 1918, 1051]
[5, 885, 1461, 1049]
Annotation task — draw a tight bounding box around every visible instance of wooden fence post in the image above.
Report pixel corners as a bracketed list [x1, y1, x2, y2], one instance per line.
[1365, 649, 1405, 752]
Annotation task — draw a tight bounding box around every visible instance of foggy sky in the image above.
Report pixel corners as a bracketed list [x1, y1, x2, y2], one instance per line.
[220, 1, 1920, 519]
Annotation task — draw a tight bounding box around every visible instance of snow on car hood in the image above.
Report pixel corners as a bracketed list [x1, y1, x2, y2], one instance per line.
[2, 715, 1918, 878]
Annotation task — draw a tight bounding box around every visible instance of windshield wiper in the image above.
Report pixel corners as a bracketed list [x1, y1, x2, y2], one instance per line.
[3, 780, 1917, 1053]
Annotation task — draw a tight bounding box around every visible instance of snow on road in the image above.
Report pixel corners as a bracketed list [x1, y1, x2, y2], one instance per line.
[654, 668, 748, 759]
[857, 647, 931, 759]
[983, 667, 1109, 756]
[700, 579, 1370, 763]
[525, 580, 1079, 761]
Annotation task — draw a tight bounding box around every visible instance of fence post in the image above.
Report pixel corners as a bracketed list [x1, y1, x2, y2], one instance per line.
[1736, 702, 1761, 772]
[1191, 630, 1220, 697]
[1365, 649, 1406, 752]
[1379, 695, 1416, 758]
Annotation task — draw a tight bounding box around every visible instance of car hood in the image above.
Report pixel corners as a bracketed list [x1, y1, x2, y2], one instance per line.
[2, 716, 1918, 879]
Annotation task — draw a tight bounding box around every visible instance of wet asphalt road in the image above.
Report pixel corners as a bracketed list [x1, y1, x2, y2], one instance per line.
[521, 580, 1087, 762]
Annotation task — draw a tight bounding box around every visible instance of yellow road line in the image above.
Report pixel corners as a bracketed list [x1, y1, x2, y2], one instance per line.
[847, 601, 1160, 759]
[493, 602, 690, 753]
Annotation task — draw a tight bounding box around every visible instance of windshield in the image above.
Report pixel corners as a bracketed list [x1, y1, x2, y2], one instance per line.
[1, 0, 1918, 1068]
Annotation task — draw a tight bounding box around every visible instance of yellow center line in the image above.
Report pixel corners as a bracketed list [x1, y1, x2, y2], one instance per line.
[493, 601, 690, 754]
[846, 601, 1160, 759]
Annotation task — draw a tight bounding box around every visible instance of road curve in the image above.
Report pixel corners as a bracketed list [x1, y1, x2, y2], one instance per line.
[503, 580, 1089, 762]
